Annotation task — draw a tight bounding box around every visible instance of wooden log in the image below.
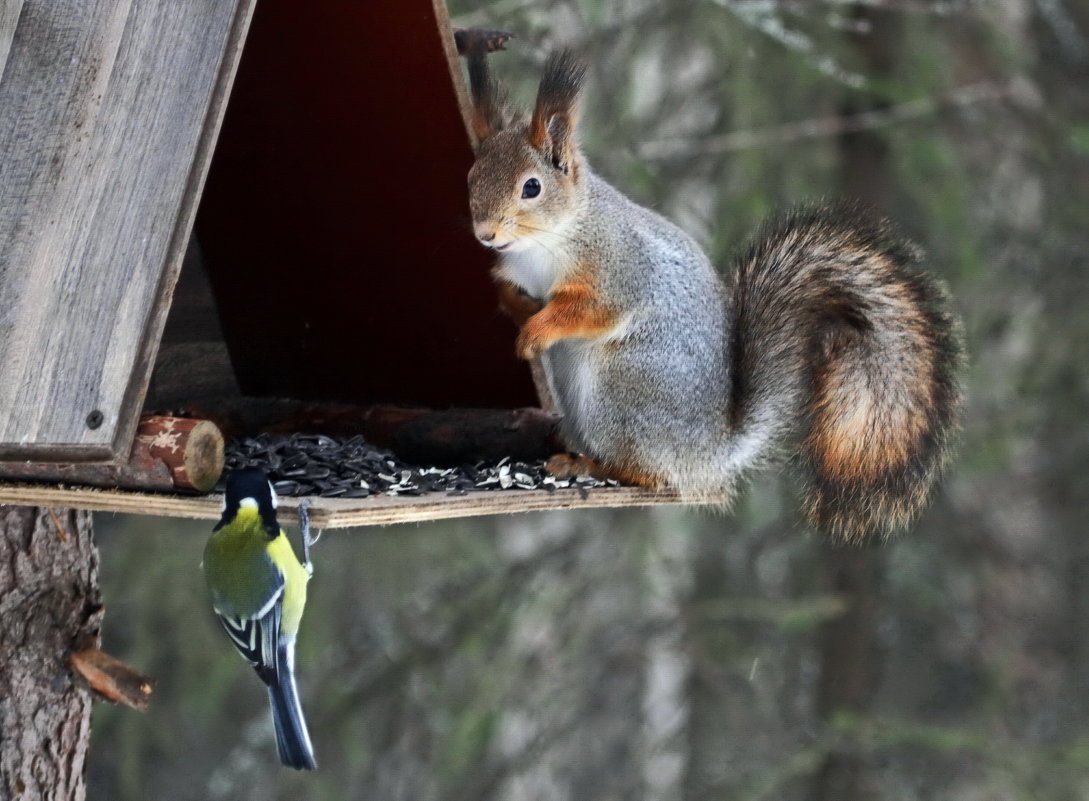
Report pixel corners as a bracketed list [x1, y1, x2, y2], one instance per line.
[256, 403, 564, 465]
[135, 416, 224, 491]
[0, 415, 224, 493]
[382, 406, 563, 465]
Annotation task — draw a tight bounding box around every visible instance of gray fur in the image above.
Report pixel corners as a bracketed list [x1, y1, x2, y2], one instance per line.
[537, 173, 738, 492]
[467, 54, 964, 538]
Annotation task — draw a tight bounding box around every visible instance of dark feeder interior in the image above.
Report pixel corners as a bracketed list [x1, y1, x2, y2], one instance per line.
[145, 1, 570, 499]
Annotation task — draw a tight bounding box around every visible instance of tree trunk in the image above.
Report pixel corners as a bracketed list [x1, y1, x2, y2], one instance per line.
[810, 541, 883, 801]
[0, 506, 101, 801]
[809, 8, 897, 801]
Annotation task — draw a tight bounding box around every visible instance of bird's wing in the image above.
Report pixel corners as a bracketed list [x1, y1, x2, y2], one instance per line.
[215, 584, 285, 685]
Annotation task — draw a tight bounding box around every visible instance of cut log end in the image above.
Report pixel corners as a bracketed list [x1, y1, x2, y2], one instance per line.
[137, 416, 225, 492]
[180, 419, 225, 492]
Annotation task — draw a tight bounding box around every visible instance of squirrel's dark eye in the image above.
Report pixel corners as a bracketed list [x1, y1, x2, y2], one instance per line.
[521, 178, 541, 199]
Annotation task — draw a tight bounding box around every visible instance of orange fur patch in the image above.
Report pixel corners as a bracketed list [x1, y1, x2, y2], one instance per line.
[808, 337, 935, 480]
[545, 453, 665, 488]
[516, 280, 618, 359]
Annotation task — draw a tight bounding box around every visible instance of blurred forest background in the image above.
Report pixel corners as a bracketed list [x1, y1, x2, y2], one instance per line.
[87, 0, 1089, 799]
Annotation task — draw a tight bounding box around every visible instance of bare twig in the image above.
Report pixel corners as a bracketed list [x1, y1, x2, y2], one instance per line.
[1035, 0, 1089, 62]
[47, 508, 69, 543]
[453, 28, 515, 56]
[717, 0, 869, 88]
[68, 648, 155, 711]
[729, 0, 977, 15]
[640, 80, 1013, 159]
[327, 535, 583, 721]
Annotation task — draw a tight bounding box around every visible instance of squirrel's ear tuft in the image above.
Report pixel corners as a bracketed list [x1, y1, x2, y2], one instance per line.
[467, 47, 508, 142]
[530, 50, 585, 173]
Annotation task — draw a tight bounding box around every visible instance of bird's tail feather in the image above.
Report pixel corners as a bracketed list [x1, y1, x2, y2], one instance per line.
[268, 644, 316, 770]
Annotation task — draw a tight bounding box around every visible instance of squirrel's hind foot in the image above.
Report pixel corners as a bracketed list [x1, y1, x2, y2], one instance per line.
[545, 453, 666, 489]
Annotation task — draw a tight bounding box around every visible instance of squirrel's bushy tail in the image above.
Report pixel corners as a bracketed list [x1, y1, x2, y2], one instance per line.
[729, 207, 964, 541]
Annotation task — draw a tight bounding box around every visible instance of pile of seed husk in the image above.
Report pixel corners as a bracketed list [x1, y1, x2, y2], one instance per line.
[216, 432, 616, 499]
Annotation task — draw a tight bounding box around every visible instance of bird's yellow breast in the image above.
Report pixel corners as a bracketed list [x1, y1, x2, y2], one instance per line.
[204, 506, 310, 635]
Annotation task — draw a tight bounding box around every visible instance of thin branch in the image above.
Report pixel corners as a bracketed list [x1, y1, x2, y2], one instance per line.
[326, 535, 583, 723]
[47, 507, 69, 543]
[639, 80, 1013, 159]
[1035, 0, 1089, 62]
[715, 0, 869, 89]
[68, 648, 155, 711]
[729, 0, 979, 15]
[453, 28, 515, 56]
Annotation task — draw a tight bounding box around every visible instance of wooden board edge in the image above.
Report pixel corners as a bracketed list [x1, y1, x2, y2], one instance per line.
[0, 482, 692, 529]
[0, 443, 116, 463]
[429, 6, 557, 411]
[110, 0, 259, 467]
[433, 0, 478, 149]
[0, 0, 25, 83]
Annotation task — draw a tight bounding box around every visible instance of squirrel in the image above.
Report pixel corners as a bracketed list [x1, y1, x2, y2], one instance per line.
[464, 48, 964, 541]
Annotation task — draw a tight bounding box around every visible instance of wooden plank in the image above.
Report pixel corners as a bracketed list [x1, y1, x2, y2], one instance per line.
[0, 483, 690, 529]
[0, 0, 253, 462]
[434, 0, 477, 147]
[116, 0, 257, 463]
[0, 0, 23, 80]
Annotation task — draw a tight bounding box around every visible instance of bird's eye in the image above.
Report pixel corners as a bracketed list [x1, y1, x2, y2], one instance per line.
[521, 178, 541, 199]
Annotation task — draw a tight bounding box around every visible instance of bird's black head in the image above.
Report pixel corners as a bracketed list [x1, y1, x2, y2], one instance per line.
[217, 467, 280, 538]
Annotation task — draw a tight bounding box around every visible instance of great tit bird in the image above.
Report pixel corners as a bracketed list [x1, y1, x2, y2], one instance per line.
[203, 468, 317, 770]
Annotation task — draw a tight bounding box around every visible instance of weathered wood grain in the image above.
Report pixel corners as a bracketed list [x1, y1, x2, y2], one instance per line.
[0, 414, 224, 491]
[0, 0, 23, 80]
[0, 482, 696, 529]
[435, 0, 478, 147]
[0, 0, 254, 462]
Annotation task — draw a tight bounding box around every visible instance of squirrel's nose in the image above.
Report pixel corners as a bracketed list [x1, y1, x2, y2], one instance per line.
[474, 223, 498, 243]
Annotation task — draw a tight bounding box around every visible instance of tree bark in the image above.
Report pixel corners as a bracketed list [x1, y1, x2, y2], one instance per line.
[0, 506, 101, 801]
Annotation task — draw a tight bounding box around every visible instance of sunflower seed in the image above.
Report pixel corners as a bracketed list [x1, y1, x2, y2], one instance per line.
[219, 431, 617, 500]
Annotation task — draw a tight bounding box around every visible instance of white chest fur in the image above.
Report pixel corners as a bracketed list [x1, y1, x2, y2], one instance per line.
[498, 240, 567, 301]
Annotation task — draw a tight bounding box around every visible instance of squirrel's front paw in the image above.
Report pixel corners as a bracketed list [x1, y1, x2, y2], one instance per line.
[547, 453, 665, 489]
[497, 282, 543, 328]
[515, 323, 552, 360]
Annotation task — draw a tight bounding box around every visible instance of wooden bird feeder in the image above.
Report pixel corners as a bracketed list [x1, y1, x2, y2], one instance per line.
[0, 0, 681, 528]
